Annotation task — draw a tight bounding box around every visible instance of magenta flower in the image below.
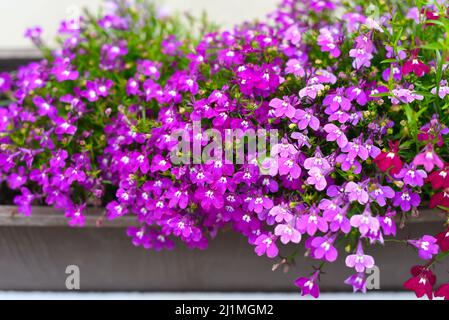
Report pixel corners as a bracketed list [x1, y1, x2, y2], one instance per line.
[408, 235, 439, 260]
[317, 27, 340, 58]
[0, 73, 12, 92]
[295, 108, 320, 131]
[254, 233, 279, 259]
[269, 97, 297, 119]
[369, 183, 395, 207]
[295, 271, 320, 299]
[275, 223, 302, 244]
[412, 144, 445, 172]
[323, 88, 351, 112]
[345, 242, 375, 273]
[306, 167, 328, 191]
[324, 123, 348, 148]
[285, 59, 305, 78]
[345, 181, 369, 205]
[310, 234, 338, 262]
[297, 206, 328, 236]
[345, 273, 367, 293]
[392, 188, 421, 212]
[394, 165, 427, 187]
[248, 196, 274, 214]
[350, 206, 380, 236]
[269, 205, 293, 223]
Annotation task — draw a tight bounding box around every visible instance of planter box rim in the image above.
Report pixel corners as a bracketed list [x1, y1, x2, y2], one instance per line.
[0, 205, 445, 228]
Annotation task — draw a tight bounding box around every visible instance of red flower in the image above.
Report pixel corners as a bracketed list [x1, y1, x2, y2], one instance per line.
[374, 141, 403, 175]
[436, 228, 449, 252]
[435, 284, 449, 300]
[403, 266, 436, 300]
[402, 49, 430, 77]
[428, 165, 449, 190]
[429, 190, 449, 209]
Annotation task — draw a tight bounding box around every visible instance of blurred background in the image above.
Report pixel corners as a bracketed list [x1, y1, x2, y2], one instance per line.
[0, 0, 277, 52]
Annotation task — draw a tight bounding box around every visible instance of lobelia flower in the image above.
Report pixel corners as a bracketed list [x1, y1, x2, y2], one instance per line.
[393, 188, 421, 212]
[408, 235, 439, 260]
[412, 144, 445, 172]
[298, 83, 325, 100]
[254, 233, 279, 259]
[350, 206, 380, 236]
[390, 86, 424, 105]
[248, 196, 274, 214]
[436, 228, 449, 252]
[310, 234, 338, 262]
[0, 73, 12, 92]
[373, 141, 403, 175]
[431, 80, 449, 99]
[285, 59, 305, 78]
[345, 242, 375, 273]
[324, 123, 348, 148]
[306, 167, 328, 191]
[323, 88, 351, 112]
[294, 108, 320, 131]
[345, 273, 367, 293]
[275, 223, 302, 244]
[402, 49, 430, 77]
[345, 181, 369, 205]
[369, 183, 395, 207]
[297, 206, 328, 236]
[430, 190, 449, 209]
[317, 27, 340, 58]
[269, 204, 293, 223]
[403, 266, 436, 300]
[65, 203, 86, 227]
[379, 209, 397, 236]
[394, 165, 427, 187]
[295, 271, 321, 299]
[435, 284, 449, 300]
[269, 96, 297, 119]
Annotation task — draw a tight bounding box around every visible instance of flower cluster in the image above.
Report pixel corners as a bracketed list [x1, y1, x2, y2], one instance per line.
[1, 0, 449, 299]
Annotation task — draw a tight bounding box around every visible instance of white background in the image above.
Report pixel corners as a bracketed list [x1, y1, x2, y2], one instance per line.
[0, 0, 277, 51]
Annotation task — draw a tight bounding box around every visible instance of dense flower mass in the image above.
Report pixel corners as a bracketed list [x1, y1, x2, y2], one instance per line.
[1, 0, 449, 299]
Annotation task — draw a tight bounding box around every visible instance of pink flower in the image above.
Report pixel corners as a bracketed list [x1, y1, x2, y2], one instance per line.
[275, 223, 302, 244]
[412, 144, 445, 172]
[345, 242, 375, 273]
[254, 234, 279, 259]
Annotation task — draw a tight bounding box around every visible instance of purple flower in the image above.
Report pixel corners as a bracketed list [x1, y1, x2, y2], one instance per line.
[370, 183, 395, 207]
[297, 206, 328, 236]
[323, 88, 351, 112]
[310, 234, 338, 262]
[412, 144, 445, 172]
[0, 73, 12, 92]
[317, 27, 340, 58]
[269, 205, 293, 223]
[151, 155, 171, 173]
[269, 97, 296, 119]
[350, 206, 380, 236]
[254, 233, 279, 259]
[65, 204, 86, 227]
[33, 96, 57, 117]
[345, 181, 369, 205]
[295, 271, 320, 299]
[393, 189, 421, 212]
[345, 273, 367, 293]
[54, 116, 77, 135]
[285, 59, 305, 78]
[324, 123, 348, 148]
[106, 201, 128, 220]
[194, 188, 224, 211]
[306, 167, 328, 191]
[275, 223, 302, 244]
[394, 165, 427, 187]
[248, 196, 274, 214]
[295, 108, 320, 131]
[408, 236, 439, 260]
[345, 242, 375, 273]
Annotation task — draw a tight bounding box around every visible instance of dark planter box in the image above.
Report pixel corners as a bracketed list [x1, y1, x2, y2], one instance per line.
[0, 206, 446, 292]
